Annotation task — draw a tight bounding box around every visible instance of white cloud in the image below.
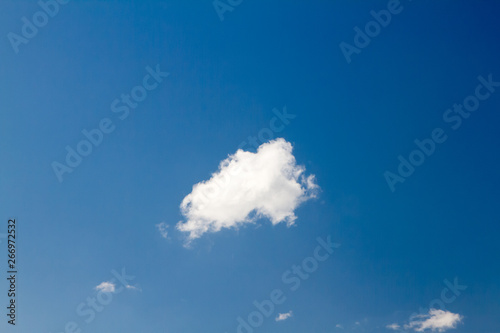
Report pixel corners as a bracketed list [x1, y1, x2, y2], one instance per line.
[95, 281, 115, 293]
[386, 323, 400, 330]
[404, 309, 463, 332]
[276, 311, 293, 321]
[126, 284, 142, 291]
[156, 222, 169, 239]
[336, 324, 344, 329]
[176, 138, 318, 241]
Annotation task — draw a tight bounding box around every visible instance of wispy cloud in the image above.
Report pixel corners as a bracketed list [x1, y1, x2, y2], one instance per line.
[177, 138, 318, 242]
[126, 284, 142, 292]
[156, 222, 169, 239]
[95, 281, 116, 293]
[276, 311, 293, 321]
[386, 323, 400, 330]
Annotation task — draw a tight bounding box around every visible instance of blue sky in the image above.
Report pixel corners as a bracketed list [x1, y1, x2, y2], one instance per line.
[1, 0, 500, 332]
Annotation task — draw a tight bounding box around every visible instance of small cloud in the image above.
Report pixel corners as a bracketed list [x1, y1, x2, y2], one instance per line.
[95, 281, 115, 293]
[177, 138, 318, 243]
[386, 323, 401, 330]
[156, 222, 169, 239]
[336, 324, 344, 329]
[276, 311, 293, 322]
[126, 284, 142, 292]
[402, 309, 463, 332]
[355, 321, 361, 326]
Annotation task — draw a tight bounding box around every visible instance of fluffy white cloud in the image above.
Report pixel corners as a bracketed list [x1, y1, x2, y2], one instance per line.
[276, 311, 293, 321]
[95, 281, 115, 293]
[176, 138, 318, 241]
[404, 309, 463, 332]
[156, 222, 169, 239]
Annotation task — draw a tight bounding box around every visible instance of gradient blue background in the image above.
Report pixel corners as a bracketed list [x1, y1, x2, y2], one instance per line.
[0, 0, 499, 332]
